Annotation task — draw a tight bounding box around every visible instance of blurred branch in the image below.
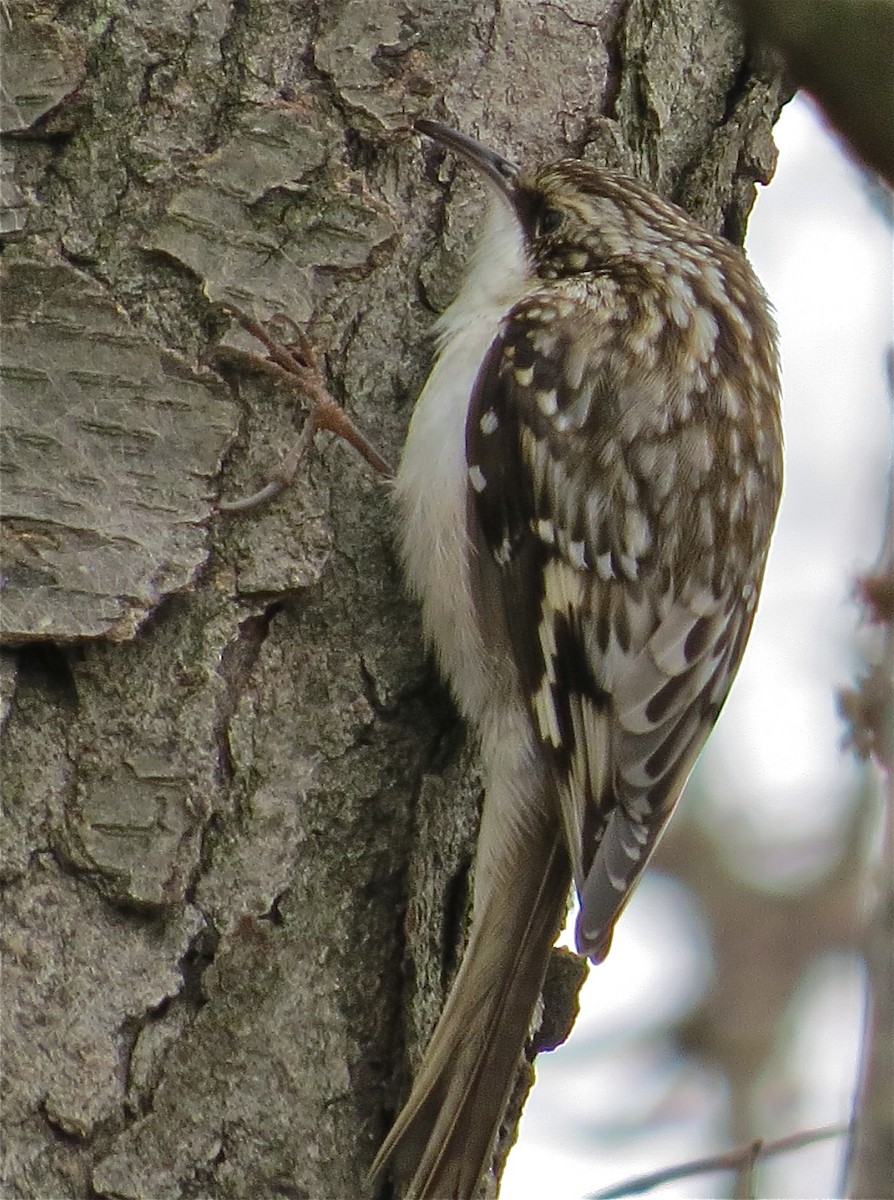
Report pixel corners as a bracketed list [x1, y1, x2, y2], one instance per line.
[844, 353, 894, 1197]
[588, 1124, 850, 1199]
[657, 797, 866, 1157]
[736, 0, 894, 185]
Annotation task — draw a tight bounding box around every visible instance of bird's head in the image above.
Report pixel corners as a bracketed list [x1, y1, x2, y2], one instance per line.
[414, 118, 701, 281]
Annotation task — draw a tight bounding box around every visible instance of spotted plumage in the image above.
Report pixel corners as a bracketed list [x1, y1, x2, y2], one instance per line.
[375, 120, 783, 1200]
[465, 259, 779, 958]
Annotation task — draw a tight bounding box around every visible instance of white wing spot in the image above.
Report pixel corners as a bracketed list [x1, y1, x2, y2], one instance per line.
[536, 389, 559, 416]
[720, 379, 743, 419]
[479, 409, 499, 435]
[743, 466, 762, 503]
[623, 507, 652, 558]
[596, 551, 613, 581]
[494, 536, 514, 566]
[514, 366, 534, 387]
[619, 552, 639, 580]
[531, 329, 559, 356]
[468, 465, 487, 493]
[607, 865, 628, 891]
[689, 306, 719, 361]
[666, 274, 695, 326]
[536, 518, 556, 545]
[681, 424, 713, 475]
[626, 820, 650, 847]
[532, 678, 562, 748]
[564, 341, 588, 391]
[568, 540, 587, 570]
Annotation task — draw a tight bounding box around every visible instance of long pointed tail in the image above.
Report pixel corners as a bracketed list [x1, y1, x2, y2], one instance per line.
[371, 828, 570, 1199]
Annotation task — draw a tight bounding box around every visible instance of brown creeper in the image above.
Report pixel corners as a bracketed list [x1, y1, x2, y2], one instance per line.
[374, 120, 783, 1199]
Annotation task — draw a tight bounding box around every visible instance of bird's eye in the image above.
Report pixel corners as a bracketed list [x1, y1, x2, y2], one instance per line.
[536, 206, 563, 237]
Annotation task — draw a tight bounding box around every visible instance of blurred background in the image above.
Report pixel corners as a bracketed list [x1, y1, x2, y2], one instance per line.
[504, 93, 893, 1200]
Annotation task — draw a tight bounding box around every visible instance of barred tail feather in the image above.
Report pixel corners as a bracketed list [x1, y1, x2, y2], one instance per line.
[371, 831, 570, 1199]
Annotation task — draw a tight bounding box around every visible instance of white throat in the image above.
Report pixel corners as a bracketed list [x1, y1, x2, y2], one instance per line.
[394, 196, 531, 723]
[434, 195, 530, 344]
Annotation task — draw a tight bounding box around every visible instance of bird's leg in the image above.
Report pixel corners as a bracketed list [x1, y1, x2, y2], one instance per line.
[209, 304, 394, 514]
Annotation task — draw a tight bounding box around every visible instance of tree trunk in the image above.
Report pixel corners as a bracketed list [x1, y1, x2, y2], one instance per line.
[1, 2, 785, 1196]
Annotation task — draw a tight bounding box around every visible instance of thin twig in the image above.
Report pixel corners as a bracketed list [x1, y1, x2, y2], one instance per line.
[737, 1138, 761, 1200]
[844, 347, 894, 1197]
[587, 1124, 850, 1199]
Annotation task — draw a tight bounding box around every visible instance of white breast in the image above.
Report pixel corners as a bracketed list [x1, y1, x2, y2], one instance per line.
[393, 197, 531, 726]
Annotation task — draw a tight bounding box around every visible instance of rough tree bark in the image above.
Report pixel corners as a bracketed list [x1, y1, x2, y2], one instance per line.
[1, 2, 786, 1197]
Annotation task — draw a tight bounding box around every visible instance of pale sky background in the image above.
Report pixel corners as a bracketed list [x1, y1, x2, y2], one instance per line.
[504, 94, 893, 1200]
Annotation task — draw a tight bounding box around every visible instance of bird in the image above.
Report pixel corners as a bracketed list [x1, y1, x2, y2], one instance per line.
[372, 117, 783, 1199]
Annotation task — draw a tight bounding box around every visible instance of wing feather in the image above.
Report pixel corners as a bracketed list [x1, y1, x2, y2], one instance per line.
[466, 288, 775, 961]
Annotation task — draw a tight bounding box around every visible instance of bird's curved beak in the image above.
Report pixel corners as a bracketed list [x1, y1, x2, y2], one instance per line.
[414, 119, 520, 202]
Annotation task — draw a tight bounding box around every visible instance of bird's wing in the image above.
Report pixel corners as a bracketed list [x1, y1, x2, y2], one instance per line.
[466, 290, 763, 960]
